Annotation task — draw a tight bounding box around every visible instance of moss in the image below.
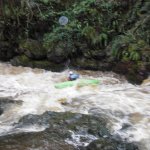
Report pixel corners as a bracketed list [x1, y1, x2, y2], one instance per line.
[0, 0, 150, 83]
[32, 60, 65, 71]
[10, 55, 31, 67]
[71, 58, 112, 71]
[19, 39, 47, 60]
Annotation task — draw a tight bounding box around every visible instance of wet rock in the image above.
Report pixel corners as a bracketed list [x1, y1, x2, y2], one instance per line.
[86, 138, 138, 150]
[0, 97, 22, 115]
[0, 108, 3, 115]
[10, 55, 65, 71]
[142, 76, 150, 86]
[0, 132, 76, 150]
[112, 62, 149, 84]
[121, 123, 132, 131]
[71, 58, 112, 71]
[0, 111, 139, 150]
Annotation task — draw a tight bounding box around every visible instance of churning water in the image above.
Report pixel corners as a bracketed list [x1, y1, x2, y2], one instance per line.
[0, 62, 149, 150]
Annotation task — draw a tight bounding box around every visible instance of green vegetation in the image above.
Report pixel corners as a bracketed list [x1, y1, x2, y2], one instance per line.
[0, 0, 149, 83]
[112, 33, 146, 61]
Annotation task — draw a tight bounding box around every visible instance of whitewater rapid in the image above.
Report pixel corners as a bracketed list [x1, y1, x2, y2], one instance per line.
[0, 62, 149, 150]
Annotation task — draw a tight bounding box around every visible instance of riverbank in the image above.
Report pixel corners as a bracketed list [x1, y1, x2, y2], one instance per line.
[0, 0, 149, 84]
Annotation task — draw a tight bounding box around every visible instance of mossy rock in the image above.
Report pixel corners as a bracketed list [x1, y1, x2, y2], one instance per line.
[47, 41, 76, 63]
[10, 55, 65, 71]
[10, 55, 31, 67]
[71, 58, 112, 71]
[31, 60, 65, 71]
[19, 39, 47, 60]
[113, 61, 149, 84]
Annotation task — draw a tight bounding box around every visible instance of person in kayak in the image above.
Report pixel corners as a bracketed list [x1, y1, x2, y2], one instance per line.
[68, 71, 79, 81]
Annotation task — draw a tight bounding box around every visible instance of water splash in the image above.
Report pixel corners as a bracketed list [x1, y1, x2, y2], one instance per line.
[0, 62, 149, 149]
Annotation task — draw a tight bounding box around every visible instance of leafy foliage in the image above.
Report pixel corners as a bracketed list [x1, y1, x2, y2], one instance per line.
[111, 33, 150, 61]
[0, 0, 149, 64]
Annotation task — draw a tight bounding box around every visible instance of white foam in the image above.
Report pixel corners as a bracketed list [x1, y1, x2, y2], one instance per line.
[0, 62, 150, 149]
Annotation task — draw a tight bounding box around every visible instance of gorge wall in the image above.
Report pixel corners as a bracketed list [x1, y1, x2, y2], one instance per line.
[0, 0, 149, 84]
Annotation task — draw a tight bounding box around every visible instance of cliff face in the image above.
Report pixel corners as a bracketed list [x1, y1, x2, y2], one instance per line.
[0, 0, 149, 83]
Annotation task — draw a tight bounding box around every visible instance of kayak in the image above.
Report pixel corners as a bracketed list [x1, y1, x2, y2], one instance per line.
[54, 79, 100, 89]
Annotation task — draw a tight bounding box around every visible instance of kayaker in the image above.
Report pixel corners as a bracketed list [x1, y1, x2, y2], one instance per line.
[68, 71, 79, 81]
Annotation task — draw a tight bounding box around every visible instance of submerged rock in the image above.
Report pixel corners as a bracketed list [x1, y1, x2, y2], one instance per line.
[0, 97, 22, 116]
[0, 111, 138, 150]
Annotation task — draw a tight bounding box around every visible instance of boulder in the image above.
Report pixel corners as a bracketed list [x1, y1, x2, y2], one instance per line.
[86, 138, 138, 150]
[0, 97, 22, 116]
[71, 58, 112, 71]
[0, 111, 138, 150]
[47, 41, 76, 63]
[0, 41, 16, 61]
[113, 61, 149, 84]
[11, 55, 65, 71]
[19, 39, 47, 60]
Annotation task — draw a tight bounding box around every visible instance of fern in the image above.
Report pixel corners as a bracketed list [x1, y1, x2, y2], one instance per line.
[82, 26, 96, 40]
[129, 51, 140, 61]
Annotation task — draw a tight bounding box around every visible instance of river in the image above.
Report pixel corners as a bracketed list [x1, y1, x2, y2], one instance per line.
[0, 62, 149, 150]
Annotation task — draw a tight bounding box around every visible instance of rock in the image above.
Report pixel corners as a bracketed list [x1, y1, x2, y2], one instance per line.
[142, 77, 150, 86]
[0, 97, 22, 116]
[71, 58, 112, 71]
[121, 123, 132, 130]
[146, 63, 150, 71]
[47, 41, 76, 63]
[31, 60, 65, 71]
[0, 0, 149, 85]
[86, 138, 138, 150]
[0, 111, 139, 150]
[10, 55, 65, 71]
[0, 41, 16, 61]
[112, 62, 149, 84]
[10, 55, 31, 66]
[19, 39, 47, 60]
[0, 132, 76, 150]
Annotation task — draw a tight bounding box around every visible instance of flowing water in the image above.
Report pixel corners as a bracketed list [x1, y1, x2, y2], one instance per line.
[0, 62, 150, 150]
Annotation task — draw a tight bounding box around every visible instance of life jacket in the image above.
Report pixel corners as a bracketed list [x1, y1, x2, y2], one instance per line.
[69, 74, 79, 80]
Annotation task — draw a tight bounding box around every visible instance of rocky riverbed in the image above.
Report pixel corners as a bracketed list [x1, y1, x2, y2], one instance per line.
[0, 110, 139, 150]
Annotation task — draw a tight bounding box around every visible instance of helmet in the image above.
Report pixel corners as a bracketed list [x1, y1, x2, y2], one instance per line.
[69, 71, 73, 74]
